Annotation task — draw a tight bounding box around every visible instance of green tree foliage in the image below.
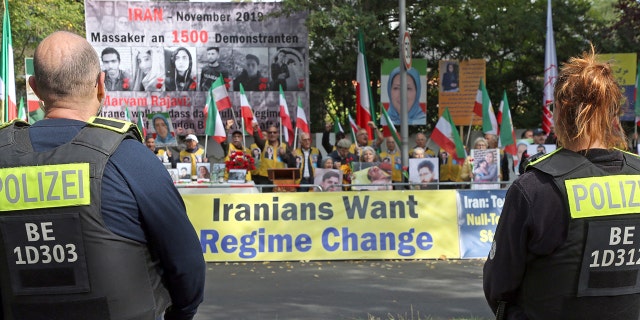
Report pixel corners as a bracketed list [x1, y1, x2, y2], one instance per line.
[2, 0, 85, 98]
[279, 0, 611, 132]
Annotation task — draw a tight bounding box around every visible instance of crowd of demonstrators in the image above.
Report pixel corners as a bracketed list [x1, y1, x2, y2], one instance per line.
[3, 31, 205, 319]
[350, 122, 384, 157]
[484, 46, 640, 319]
[410, 132, 436, 158]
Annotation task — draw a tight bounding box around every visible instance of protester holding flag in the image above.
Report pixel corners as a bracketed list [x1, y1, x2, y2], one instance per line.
[322, 121, 346, 154]
[350, 121, 383, 157]
[410, 132, 436, 158]
[484, 46, 638, 319]
[252, 123, 295, 192]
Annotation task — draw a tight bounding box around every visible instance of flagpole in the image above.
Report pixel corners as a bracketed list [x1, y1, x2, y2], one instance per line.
[204, 135, 209, 159]
[293, 127, 298, 150]
[466, 114, 474, 147]
[280, 121, 283, 145]
[241, 117, 246, 151]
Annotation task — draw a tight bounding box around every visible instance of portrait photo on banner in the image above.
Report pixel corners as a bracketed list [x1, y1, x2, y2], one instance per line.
[177, 163, 192, 182]
[211, 163, 226, 183]
[409, 158, 439, 190]
[167, 168, 179, 183]
[314, 168, 343, 192]
[470, 148, 500, 190]
[351, 162, 393, 191]
[148, 112, 177, 147]
[380, 59, 428, 126]
[196, 163, 211, 182]
[164, 47, 198, 92]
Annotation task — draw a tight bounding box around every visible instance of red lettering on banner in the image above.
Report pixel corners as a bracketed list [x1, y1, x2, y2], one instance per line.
[128, 7, 163, 22]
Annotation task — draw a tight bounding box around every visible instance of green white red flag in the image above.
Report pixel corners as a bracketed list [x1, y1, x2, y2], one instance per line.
[498, 91, 517, 155]
[431, 108, 466, 162]
[239, 83, 263, 138]
[136, 106, 147, 137]
[348, 113, 358, 143]
[17, 96, 26, 122]
[473, 79, 498, 134]
[1, 0, 16, 123]
[542, 0, 557, 133]
[124, 106, 132, 122]
[356, 30, 374, 140]
[380, 104, 400, 148]
[332, 115, 344, 133]
[295, 96, 309, 135]
[210, 76, 232, 111]
[279, 85, 294, 145]
[204, 80, 226, 143]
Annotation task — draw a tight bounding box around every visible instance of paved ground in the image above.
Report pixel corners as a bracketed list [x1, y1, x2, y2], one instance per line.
[194, 259, 495, 320]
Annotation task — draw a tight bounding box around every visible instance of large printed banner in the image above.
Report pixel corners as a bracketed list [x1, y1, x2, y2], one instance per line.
[185, 190, 461, 261]
[457, 189, 506, 259]
[596, 53, 637, 122]
[437, 59, 486, 126]
[84, 0, 308, 135]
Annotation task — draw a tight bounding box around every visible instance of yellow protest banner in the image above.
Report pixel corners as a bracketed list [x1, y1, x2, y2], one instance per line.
[184, 190, 460, 261]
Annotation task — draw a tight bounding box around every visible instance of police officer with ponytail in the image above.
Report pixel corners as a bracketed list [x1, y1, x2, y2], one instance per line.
[484, 45, 640, 319]
[0, 31, 204, 320]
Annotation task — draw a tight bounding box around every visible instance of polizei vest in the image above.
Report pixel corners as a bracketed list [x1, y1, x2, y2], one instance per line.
[520, 148, 640, 319]
[0, 117, 170, 320]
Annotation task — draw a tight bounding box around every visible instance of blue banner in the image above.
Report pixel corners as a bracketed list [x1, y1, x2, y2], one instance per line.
[457, 189, 506, 258]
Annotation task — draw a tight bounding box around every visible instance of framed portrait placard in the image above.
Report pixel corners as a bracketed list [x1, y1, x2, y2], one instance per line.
[228, 169, 247, 184]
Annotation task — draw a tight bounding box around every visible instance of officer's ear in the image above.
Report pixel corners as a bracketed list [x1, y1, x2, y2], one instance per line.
[28, 76, 42, 100]
[96, 72, 106, 102]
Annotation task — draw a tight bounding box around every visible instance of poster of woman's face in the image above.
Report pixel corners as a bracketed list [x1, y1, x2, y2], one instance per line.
[196, 163, 211, 182]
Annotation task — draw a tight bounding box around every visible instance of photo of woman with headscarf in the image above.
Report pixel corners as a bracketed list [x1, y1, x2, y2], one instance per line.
[441, 62, 459, 92]
[385, 66, 426, 125]
[132, 47, 165, 91]
[151, 113, 177, 147]
[165, 47, 197, 91]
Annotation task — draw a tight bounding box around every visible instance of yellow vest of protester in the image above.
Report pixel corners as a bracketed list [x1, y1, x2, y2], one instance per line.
[380, 149, 403, 182]
[257, 142, 286, 177]
[293, 147, 321, 183]
[179, 147, 205, 176]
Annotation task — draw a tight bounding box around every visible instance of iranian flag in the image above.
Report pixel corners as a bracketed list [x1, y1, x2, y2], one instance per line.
[279, 85, 294, 145]
[356, 30, 375, 139]
[348, 113, 359, 143]
[124, 106, 132, 122]
[542, 0, 557, 134]
[136, 106, 147, 137]
[431, 108, 466, 162]
[295, 96, 309, 134]
[380, 104, 400, 147]
[498, 91, 517, 155]
[210, 76, 232, 111]
[1, 0, 16, 123]
[332, 115, 344, 133]
[239, 84, 262, 138]
[17, 96, 26, 122]
[473, 79, 498, 134]
[204, 82, 226, 143]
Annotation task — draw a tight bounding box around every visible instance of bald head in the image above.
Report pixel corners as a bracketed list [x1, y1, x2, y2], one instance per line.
[30, 31, 103, 119]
